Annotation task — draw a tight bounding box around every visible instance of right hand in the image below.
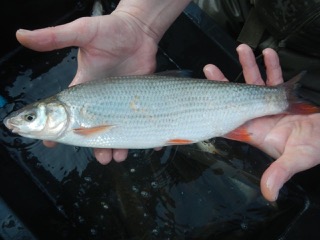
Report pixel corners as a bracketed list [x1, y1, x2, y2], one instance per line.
[204, 44, 320, 202]
[16, 12, 159, 164]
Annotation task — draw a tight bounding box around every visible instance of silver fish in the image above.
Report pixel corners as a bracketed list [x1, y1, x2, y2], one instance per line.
[3, 72, 313, 149]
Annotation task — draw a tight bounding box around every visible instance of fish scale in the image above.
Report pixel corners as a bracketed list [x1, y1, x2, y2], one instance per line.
[51, 76, 288, 148]
[5, 73, 307, 149]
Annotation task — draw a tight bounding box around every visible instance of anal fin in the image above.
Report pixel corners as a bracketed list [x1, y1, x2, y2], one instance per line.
[166, 138, 194, 145]
[224, 126, 252, 142]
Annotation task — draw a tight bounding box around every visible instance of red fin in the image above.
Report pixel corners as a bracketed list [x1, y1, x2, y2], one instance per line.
[166, 139, 193, 145]
[224, 126, 252, 142]
[287, 102, 320, 115]
[73, 125, 114, 136]
[282, 71, 320, 115]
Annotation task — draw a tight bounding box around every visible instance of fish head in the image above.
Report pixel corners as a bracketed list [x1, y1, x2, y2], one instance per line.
[3, 99, 68, 140]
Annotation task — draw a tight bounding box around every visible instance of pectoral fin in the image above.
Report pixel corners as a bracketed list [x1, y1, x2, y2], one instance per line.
[73, 125, 114, 136]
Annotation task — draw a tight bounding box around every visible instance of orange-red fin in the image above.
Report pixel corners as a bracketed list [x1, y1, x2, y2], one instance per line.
[73, 125, 114, 136]
[283, 71, 320, 115]
[166, 138, 194, 145]
[224, 126, 252, 142]
[287, 102, 320, 115]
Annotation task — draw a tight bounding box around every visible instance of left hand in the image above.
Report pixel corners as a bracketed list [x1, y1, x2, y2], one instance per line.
[16, 13, 159, 164]
[204, 44, 320, 202]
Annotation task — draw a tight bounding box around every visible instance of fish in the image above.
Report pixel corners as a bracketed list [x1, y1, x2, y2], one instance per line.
[3, 71, 318, 149]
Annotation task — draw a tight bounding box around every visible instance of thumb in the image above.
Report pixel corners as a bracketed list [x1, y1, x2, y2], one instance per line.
[260, 149, 318, 202]
[16, 17, 93, 52]
[260, 158, 292, 202]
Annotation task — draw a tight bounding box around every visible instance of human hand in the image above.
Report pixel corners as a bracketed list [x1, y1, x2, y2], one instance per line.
[16, 12, 159, 164]
[204, 44, 320, 202]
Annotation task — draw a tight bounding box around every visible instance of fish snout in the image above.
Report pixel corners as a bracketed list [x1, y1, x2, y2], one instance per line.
[3, 117, 19, 133]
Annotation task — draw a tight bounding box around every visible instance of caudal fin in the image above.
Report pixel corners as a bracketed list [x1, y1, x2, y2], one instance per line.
[287, 102, 319, 114]
[283, 71, 320, 114]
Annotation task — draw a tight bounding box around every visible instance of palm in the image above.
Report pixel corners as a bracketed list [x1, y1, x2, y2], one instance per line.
[247, 114, 320, 161]
[246, 113, 320, 199]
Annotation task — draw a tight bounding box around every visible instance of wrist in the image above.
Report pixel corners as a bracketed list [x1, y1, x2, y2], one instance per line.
[112, 0, 191, 43]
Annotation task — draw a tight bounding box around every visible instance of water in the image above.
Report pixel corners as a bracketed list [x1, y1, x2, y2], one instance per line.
[0, 3, 311, 240]
[0, 46, 308, 237]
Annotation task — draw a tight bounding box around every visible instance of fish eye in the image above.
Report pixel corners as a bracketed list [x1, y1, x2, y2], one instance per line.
[24, 112, 37, 122]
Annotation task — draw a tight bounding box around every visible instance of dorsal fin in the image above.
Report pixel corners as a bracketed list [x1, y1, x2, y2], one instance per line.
[154, 70, 193, 78]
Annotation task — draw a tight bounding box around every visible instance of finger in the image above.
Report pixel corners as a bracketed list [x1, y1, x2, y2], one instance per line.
[236, 44, 264, 85]
[43, 140, 57, 148]
[94, 148, 113, 165]
[16, 17, 94, 52]
[113, 149, 129, 162]
[203, 64, 228, 81]
[260, 149, 319, 201]
[260, 160, 291, 202]
[263, 48, 283, 86]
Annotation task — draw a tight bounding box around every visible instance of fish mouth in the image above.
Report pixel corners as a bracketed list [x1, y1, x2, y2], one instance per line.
[3, 117, 20, 133]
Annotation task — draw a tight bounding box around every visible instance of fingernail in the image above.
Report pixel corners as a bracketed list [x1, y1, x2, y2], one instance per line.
[265, 173, 282, 201]
[17, 29, 31, 35]
[236, 43, 247, 52]
[204, 64, 217, 75]
[262, 48, 268, 55]
[203, 65, 212, 75]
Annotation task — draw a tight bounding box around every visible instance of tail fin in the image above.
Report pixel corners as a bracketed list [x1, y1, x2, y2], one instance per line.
[283, 71, 320, 114]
